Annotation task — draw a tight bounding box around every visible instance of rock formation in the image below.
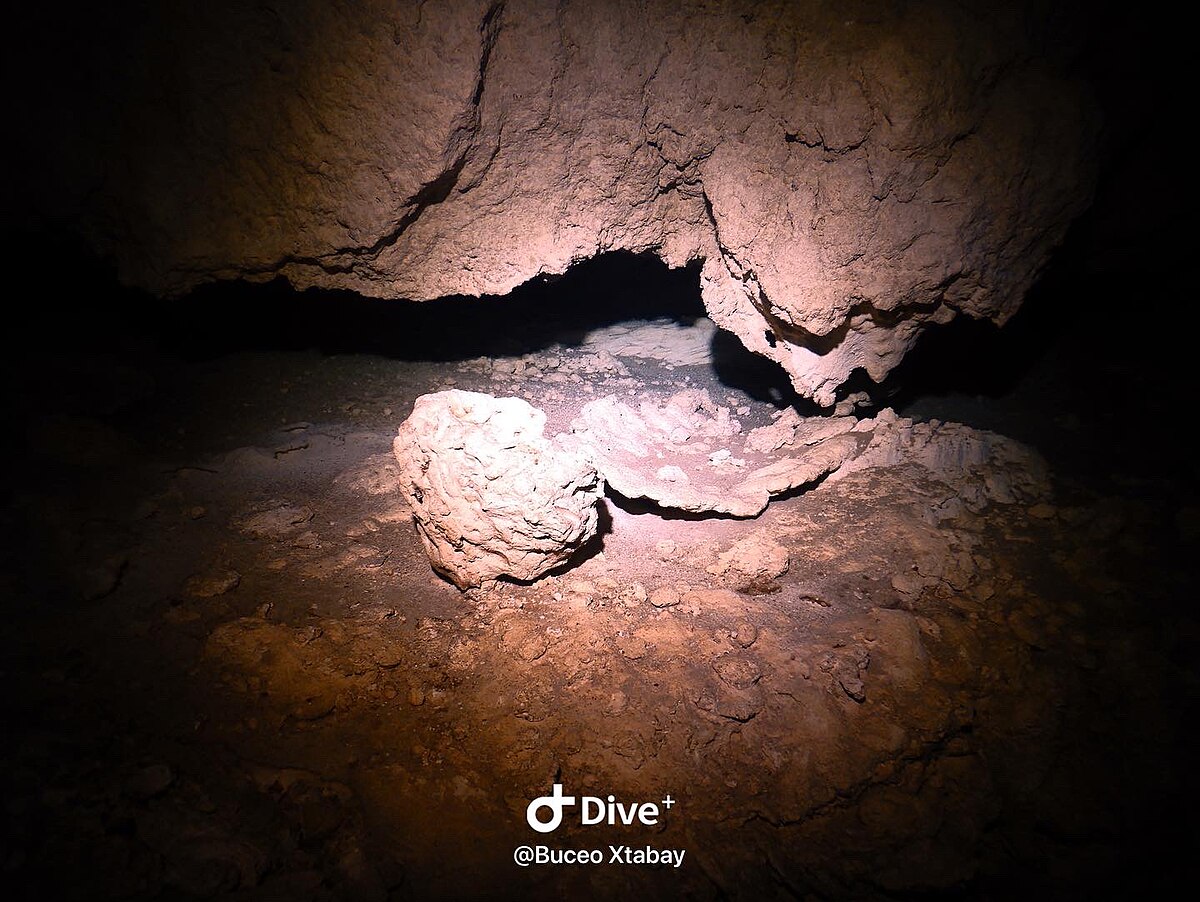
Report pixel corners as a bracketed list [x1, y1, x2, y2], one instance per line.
[34, 0, 1098, 405]
[831, 408, 1052, 509]
[567, 389, 866, 516]
[392, 391, 602, 587]
[567, 389, 1049, 519]
[391, 386, 1049, 586]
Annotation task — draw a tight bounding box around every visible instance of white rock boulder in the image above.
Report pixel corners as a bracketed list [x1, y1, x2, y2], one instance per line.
[393, 391, 603, 588]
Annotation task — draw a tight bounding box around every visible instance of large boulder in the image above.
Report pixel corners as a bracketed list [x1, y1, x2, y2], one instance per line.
[393, 391, 603, 587]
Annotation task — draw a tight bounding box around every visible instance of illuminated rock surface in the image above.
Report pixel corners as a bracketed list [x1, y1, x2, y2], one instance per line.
[393, 390, 602, 587]
[566, 390, 1047, 519]
[567, 389, 865, 516]
[50, 0, 1097, 404]
[11, 3, 1180, 897]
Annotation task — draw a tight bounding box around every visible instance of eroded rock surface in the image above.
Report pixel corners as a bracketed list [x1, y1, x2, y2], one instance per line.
[833, 408, 1052, 507]
[14, 322, 1187, 901]
[567, 389, 867, 516]
[392, 391, 602, 587]
[41, 0, 1098, 404]
[564, 389, 1045, 520]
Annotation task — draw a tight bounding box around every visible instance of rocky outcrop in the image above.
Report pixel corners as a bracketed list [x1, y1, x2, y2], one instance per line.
[50, 0, 1098, 404]
[567, 389, 866, 516]
[831, 408, 1052, 508]
[566, 389, 1048, 519]
[392, 391, 602, 587]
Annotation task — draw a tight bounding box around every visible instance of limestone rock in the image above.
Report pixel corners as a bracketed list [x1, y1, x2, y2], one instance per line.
[582, 317, 717, 367]
[745, 411, 857, 454]
[709, 533, 790, 582]
[568, 394, 1045, 519]
[567, 389, 865, 516]
[33, 0, 1099, 405]
[738, 435, 861, 503]
[832, 409, 1051, 508]
[392, 391, 602, 588]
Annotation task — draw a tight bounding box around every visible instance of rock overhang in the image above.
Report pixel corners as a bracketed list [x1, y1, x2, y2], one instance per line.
[42, 0, 1098, 404]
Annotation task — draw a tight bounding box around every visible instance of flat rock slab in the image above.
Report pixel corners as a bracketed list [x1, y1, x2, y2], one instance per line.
[566, 394, 1048, 520]
[566, 389, 867, 516]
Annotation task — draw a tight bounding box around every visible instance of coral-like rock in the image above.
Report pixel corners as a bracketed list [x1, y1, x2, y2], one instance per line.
[392, 391, 602, 587]
[567, 389, 865, 516]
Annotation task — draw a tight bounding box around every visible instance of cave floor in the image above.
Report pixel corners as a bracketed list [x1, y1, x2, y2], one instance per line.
[3, 316, 1193, 900]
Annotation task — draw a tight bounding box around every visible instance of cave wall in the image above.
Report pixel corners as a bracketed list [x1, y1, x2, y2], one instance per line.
[27, 0, 1098, 404]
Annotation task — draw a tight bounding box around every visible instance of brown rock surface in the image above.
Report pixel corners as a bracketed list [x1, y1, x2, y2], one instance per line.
[44, 0, 1097, 404]
[832, 408, 1052, 508]
[9, 316, 1188, 900]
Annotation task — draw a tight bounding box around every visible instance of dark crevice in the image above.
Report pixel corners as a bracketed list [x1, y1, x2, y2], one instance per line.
[5, 243, 713, 365]
[247, 154, 474, 280]
[748, 288, 944, 358]
[604, 488, 751, 522]
[783, 128, 872, 155]
[377, 157, 470, 252]
[473, 1, 505, 107]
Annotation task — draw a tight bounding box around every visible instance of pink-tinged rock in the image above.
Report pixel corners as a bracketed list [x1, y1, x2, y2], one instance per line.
[60, 0, 1098, 404]
[393, 391, 602, 588]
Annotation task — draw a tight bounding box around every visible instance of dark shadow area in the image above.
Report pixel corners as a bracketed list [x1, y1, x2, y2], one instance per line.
[882, 296, 1066, 407]
[0, 240, 727, 465]
[709, 328, 822, 414]
[1, 235, 840, 471]
[877, 2, 1190, 502]
[163, 251, 708, 362]
[0, 237, 712, 379]
[765, 470, 843, 506]
[603, 487, 752, 522]
[883, 206, 1195, 496]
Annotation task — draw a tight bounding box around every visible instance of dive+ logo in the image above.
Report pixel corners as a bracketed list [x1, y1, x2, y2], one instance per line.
[526, 784, 675, 833]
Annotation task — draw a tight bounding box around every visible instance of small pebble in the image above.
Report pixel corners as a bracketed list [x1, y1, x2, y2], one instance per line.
[649, 586, 680, 608]
[731, 621, 759, 648]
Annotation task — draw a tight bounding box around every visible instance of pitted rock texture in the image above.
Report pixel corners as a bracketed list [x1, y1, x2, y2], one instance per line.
[832, 408, 1052, 508]
[567, 389, 867, 516]
[566, 390, 1048, 519]
[49, 0, 1098, 405]
[392, 391, 602, 587]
